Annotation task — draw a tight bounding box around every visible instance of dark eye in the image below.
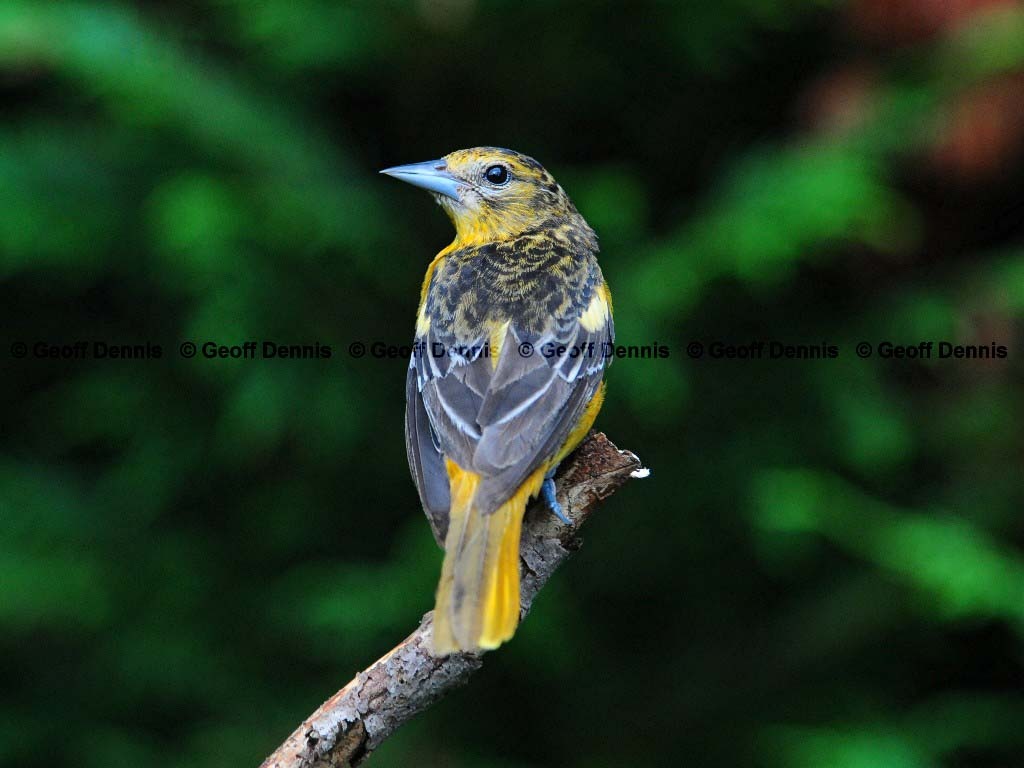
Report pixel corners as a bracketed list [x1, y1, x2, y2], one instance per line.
[484, 164, 510, 185]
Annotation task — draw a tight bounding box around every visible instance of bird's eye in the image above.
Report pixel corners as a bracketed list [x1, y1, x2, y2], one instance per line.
[484, 164, 510, 185]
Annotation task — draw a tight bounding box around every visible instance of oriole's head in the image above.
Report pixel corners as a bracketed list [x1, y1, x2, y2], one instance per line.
[381, 147, 588, 245]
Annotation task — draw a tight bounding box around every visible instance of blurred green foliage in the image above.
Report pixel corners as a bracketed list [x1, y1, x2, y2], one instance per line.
[2, 1, 1023, 766]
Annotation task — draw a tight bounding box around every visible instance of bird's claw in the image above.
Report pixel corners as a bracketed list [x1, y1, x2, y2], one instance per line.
[542, 477, 571, 525]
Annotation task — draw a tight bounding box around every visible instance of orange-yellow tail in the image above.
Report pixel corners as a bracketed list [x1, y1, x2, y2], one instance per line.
[431, 460, 546, 654]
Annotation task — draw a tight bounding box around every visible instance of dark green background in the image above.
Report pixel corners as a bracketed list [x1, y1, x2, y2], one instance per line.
[3, 1, 1024, 766]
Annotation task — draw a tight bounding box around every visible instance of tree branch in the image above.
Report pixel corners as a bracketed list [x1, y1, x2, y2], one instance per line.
[259, 432, 645, 768]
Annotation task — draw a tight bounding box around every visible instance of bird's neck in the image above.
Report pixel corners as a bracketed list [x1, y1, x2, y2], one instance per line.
[438, 198, 593, 251]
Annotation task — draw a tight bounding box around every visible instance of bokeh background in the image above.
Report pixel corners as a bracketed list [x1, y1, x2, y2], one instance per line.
[3, 1, 1024, 766]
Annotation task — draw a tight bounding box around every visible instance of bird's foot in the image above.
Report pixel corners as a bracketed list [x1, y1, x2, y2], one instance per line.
[542, 476, 571, 525]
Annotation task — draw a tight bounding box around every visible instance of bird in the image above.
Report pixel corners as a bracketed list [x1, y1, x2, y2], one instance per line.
[381, 147, 613, 654]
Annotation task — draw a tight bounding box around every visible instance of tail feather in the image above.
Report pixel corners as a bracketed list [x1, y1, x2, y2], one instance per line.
[432, 460, 544, 654]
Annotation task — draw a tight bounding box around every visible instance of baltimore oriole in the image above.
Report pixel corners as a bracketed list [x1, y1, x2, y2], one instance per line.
[382, 148, 613, 654]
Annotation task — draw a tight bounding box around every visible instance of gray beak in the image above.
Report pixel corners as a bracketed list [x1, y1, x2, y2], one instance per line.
[380, 159, 461, 201]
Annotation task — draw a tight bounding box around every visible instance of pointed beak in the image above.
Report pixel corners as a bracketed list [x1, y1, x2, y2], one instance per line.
[380, 159, 462, 201]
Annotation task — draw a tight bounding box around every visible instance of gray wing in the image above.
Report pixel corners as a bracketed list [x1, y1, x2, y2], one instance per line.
[467, 320, 609, 512]
[405, 361, 451, 545]
[407, 309, 612, 534]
